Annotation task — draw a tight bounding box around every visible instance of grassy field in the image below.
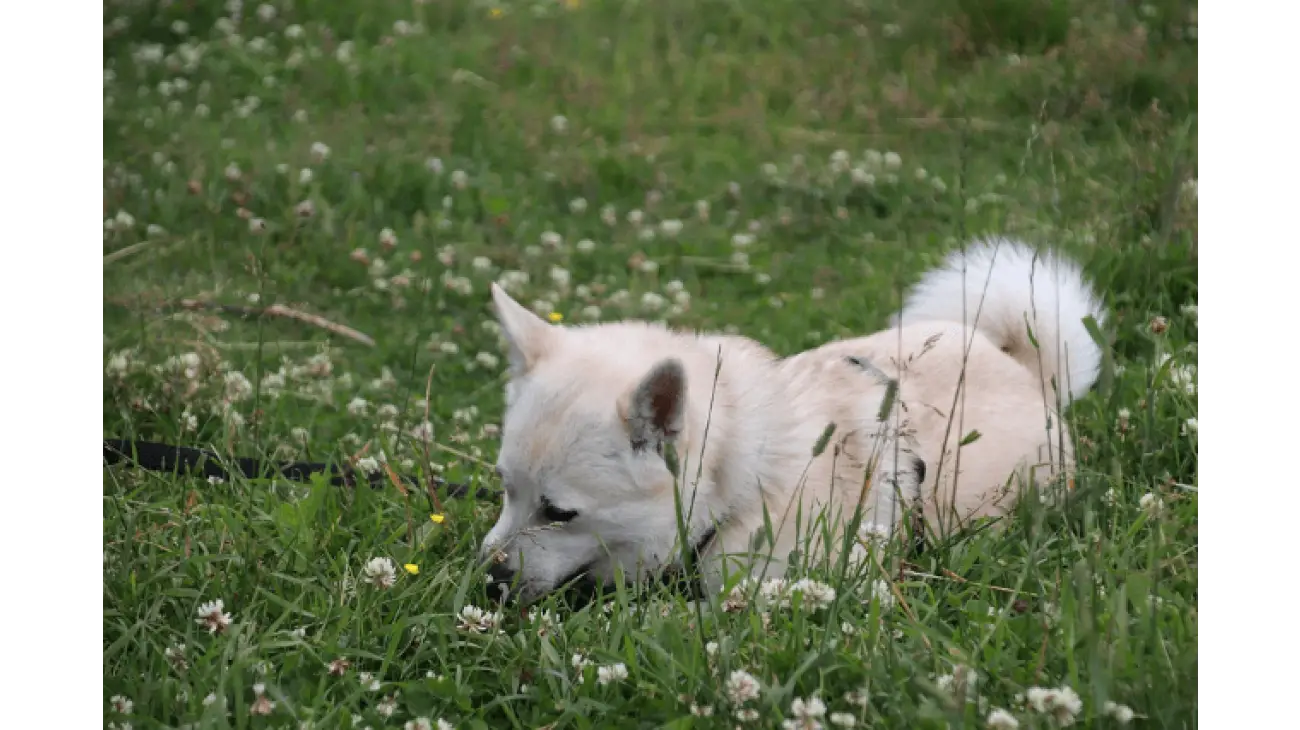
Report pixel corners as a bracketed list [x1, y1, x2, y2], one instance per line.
[103, 0, 1198, 727]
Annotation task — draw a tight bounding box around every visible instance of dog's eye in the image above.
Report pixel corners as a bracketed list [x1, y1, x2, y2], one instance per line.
[539, 496, 579, 524]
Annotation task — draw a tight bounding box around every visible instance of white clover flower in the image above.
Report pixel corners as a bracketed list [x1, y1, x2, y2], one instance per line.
[1139, 492, 1164, 517]
[789, 578, 836, 610]
[196, 599, 232, 633]
[596, 662, 628, 685]
[310, 141, 331, 162]
[1025, 686, 1083, 726]
[362, 557, 397, 589]
[224, 371, 254, 402]
[725, 670, 762, 704]
[783, 695, 827, 730]
[110, 695, 134, 714]
[986, 708, 1019, 729]
[1102, 701, 1135, 724]
[456, 605, 502, 633]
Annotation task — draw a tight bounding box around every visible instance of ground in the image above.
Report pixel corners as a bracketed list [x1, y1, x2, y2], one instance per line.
[103, 1, 1197, 728]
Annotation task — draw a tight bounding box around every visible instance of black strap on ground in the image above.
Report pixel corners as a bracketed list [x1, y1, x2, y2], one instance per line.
[102, 438, 495, 502]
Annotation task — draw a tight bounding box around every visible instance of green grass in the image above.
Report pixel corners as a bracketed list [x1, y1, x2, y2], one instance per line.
[103, 0, 1197, 727]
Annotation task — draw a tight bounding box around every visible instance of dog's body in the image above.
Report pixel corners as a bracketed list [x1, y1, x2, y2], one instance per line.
[482, 238, 1106, 603]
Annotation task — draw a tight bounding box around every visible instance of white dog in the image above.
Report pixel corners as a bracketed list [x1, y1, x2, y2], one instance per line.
[480, 237, 1106, 604]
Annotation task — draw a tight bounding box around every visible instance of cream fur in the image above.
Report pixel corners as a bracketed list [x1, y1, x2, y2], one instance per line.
[480, 237, 1106, 602]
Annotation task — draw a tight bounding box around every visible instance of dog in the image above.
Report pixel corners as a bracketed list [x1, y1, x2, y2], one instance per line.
[479, 237, 1106, 604]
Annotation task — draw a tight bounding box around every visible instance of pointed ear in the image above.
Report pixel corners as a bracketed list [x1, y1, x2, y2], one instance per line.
[624, 358, 687, 450]
[491, 282, 555, 377]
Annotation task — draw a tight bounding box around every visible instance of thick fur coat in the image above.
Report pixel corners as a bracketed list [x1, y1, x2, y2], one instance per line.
[480, 238, 1106, 602]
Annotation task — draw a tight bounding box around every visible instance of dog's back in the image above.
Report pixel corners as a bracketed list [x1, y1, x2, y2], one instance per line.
[781, 238, 1107, 532]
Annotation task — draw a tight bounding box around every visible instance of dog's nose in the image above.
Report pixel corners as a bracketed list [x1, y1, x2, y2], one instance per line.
[485, 562, 516, 603]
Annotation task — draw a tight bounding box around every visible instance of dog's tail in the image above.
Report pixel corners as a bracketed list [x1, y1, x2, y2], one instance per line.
[896, 237, 1106, 403]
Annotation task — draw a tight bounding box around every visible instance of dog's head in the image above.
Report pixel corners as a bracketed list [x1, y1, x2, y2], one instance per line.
[479, 284, 720, 604]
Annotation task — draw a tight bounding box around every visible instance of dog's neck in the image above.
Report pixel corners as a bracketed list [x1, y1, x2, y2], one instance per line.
[673, 335, 825, 587]
[655, 436, 730, 567]
[654, 509, 725, 597]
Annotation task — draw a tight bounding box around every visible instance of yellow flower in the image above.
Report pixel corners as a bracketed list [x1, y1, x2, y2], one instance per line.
[404, 563, 419, 575]
[547, 311, 564, 323]
[488, 7, 503, 19]
[565, 0, 581, 8]
[430, 513, 446, 524]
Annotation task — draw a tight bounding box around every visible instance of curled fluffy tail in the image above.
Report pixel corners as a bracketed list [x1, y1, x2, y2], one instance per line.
[896, 237, 1107, 403]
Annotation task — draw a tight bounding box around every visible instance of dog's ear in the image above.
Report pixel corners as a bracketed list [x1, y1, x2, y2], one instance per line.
[624, 358, 687, 450]
[491, 282, 555, 377]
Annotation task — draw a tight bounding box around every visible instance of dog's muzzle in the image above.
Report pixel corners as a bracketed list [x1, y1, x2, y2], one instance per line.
[485, 563, 516, 603]
[484, 559, 605, 608]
